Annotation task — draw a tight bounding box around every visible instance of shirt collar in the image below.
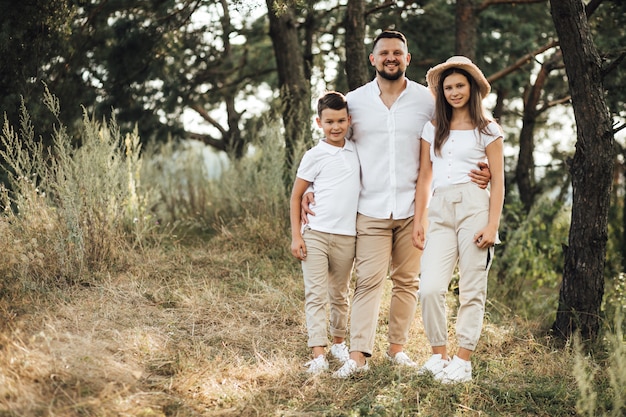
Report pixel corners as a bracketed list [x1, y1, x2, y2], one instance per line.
[372, 77, 410, 97]
[319, 139, 354, 154]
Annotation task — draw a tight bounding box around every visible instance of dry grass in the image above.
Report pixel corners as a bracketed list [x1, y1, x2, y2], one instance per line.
[0, 224, 593, 417]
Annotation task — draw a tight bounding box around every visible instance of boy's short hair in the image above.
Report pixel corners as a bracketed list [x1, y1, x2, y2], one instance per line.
[372, 30, 408, 51]
[317, 91, 349, 117]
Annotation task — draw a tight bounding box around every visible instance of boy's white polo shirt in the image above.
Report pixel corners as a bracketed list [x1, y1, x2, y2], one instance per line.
[296, 139, 360, 236]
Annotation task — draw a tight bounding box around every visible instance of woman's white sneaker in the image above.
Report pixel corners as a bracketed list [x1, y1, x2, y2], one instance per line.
[436, 355, 472, 384]
[418, 354, 449, 376]
[386, 351, 417, 367]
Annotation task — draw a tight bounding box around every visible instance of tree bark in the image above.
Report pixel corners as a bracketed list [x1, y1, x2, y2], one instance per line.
[455, 0, 478, 59]
[550, 0, 614, 341]
[344, 0, 370, 90]
[266, 1, 312, 181]
[515, 52, 561, 211]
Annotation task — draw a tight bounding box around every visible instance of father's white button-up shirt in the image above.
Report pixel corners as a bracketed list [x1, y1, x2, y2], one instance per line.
[347, 79, 435, 220]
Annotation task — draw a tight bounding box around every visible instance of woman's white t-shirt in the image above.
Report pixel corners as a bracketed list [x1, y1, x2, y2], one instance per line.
[421, 121, 502, 192]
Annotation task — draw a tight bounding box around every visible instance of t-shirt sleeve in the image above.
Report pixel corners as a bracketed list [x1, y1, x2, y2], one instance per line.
[482, 121, 503, 147]
[296, 151, 318, 183]
[421, 121, 436, 145]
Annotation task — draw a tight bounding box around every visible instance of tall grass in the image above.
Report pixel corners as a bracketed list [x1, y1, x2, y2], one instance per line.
[141, 117, 291, 251]
[0, 87, 149, 290]
[573, 311, 626, 417]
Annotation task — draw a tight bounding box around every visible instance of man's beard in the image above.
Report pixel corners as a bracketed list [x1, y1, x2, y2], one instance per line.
[377, 66, 404, 81]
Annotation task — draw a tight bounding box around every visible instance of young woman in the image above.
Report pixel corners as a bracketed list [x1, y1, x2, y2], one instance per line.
[412, 56, 504, 383]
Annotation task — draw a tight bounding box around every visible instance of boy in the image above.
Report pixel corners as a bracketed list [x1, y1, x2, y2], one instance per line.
[289, 91, 360, 374]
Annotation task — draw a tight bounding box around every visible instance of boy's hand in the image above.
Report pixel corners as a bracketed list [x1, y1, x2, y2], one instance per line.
[291, 237, 307, 260]
[300, 192, 316, 225]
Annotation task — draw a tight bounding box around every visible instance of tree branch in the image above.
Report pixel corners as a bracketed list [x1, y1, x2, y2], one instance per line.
[538, 95, 571, 114]
[185, 131, 226, 151]
[365, 1, 397, 17]
[585, 0, 604, 16]
[188, 103, 227, 136]
[478, 0, 547, 13]
[601, 50, 626, 79]
[487, 40, 559, 83]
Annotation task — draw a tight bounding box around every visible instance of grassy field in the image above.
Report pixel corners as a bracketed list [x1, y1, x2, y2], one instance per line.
[0, 227, 594, 416]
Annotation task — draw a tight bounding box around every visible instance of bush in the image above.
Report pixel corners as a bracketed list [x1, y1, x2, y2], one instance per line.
[489, 196, 570, 319]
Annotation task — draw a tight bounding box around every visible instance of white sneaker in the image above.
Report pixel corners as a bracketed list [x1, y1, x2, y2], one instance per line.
[304, 355, 329, 374]
[436, 355, 472, 384]
[332, 359, 369, 378]
[386, 351, 417, 367]
[418, 354, 450, 376]
[329, 342, 350, 363]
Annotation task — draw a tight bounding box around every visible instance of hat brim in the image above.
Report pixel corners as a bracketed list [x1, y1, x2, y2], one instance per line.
[426, 58, 491, 98]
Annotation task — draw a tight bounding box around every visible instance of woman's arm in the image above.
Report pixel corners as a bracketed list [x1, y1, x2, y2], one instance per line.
[474, 137, 504, 248]
[412, 139, 433, 250]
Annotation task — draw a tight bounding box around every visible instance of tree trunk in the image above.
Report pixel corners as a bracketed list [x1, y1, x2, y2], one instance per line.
[266, 1, 312, 181]
[344, 0, 369, 90]
[515, 52, 561, 212]
[550, 0, 614, 341]
[455, 0, 478, 59]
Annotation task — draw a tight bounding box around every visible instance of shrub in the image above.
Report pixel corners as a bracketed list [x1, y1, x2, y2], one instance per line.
[489, 196, 570, 319]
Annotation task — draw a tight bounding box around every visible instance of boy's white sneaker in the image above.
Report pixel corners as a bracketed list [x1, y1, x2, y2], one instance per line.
[386, 351, 418, 367]
[329, 342, 350, 363]
[304, 355, 329, 374]
[436, 355, 472, 384]
[331, 359, 369, 378]
[418, 353, 450, 376]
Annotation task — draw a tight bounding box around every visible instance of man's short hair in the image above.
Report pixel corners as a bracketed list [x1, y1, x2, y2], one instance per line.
[317, 91, 349, 117]
[372, 30, 408, 51]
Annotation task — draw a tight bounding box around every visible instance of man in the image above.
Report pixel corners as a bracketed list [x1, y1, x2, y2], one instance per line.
[304, 30, 490, 378]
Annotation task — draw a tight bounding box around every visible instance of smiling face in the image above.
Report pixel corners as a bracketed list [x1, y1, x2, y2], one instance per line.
[316, 107, 350, 147]
[443, 72, 471, 109]
[369, 37, 411, 81]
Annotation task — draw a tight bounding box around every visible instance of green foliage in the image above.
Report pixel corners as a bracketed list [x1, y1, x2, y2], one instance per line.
[0, 0, 74, 130]
[591, 0, 626, 123]
[0, 88, 154, 288]
[490, 195, 570, 319]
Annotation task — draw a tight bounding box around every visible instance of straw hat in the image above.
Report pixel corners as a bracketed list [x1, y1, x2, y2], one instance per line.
[426, 56, 491, 98]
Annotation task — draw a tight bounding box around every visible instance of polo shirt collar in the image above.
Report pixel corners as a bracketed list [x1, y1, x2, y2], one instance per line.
[319, 139, 355, 154]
